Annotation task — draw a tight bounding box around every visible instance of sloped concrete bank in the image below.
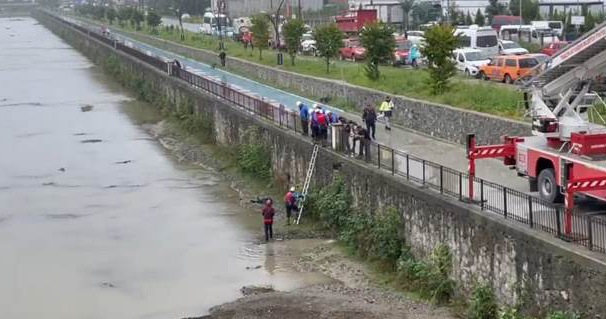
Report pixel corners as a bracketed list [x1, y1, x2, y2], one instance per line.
[35, 11, 606, 317]
[90, 23, 530, 146]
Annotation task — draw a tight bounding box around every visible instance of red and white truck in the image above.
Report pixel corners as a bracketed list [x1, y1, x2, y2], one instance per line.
[467, 22, 606, 235]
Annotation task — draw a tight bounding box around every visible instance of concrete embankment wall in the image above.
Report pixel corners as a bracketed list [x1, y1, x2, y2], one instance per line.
[35, 11, 606, 317]
[99, 26, 531, 145]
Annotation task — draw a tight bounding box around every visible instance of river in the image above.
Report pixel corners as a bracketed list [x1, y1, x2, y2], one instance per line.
[0, 16, 328, 319]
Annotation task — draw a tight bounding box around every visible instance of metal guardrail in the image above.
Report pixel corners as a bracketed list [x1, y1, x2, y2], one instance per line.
[44, 10, 606, 255]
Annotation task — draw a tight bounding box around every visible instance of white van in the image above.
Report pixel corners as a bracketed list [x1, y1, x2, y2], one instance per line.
[455, 25, 499, 58]
[500, 25, 559, 45]
[531, 20, 564, 37]
[201, 11, 230, 35]
[453, 48, 491, 77]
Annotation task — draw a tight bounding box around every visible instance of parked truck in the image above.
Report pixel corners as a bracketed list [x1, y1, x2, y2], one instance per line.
[334, 9, 377, 34]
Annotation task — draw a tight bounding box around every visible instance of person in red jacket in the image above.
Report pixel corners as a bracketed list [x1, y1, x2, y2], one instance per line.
[284, 186, 297, 225]
[262, 199, 275, 241]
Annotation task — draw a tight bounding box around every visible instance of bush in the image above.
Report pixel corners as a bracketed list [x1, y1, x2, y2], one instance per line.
[313, 177, 352, 230]
[468, 283, 498, 319]
[367, 207, 402, 263]
[237, 129, 271, 178]
[396, 244, 454, 304]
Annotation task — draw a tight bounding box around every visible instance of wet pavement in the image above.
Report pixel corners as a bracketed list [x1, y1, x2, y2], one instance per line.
[0, 17, 331, 319]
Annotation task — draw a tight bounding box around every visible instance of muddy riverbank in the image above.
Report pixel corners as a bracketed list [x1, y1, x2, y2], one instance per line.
[141, 114, 454, 319]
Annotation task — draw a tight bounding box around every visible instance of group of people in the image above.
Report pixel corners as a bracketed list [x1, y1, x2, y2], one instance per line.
[297, 96, 395, 159]
[260, 97, 396, 241]
[259, 187, 300, 242]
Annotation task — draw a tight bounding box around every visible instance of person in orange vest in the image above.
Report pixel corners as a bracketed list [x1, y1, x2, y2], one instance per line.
[284, 186, 298, 225]
[262, 199, 275, 241]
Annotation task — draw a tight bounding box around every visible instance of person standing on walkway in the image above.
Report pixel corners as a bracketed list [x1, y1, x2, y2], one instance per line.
[284, 187, 297, 225]
[219, 51, 226, 67]
[262, 199, 275, 241]
[362, 104, 377, 140]
[317, 110, 328, 146]
[310, 108, 319, 141]
[298, 102, 310, 136]
[356, 125, 371, 162]
[379, 96, 395, 131]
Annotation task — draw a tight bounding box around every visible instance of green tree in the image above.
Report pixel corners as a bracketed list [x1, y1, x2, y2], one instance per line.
[131, 9, 144, 30]
[583, 11, 596, 32]
[146, 10, 162, 33]
[399, 0, 415, 32]
[283, 19, 307, 66]
[359, 22, 396, 81]
[485, 0, 507, 24]
[510, 0, 539, 23]
[92, 6, 106, 20]
[106, 8, 116, 25]
[313, 23, 344, 73]
[421, 24, 459, 94]
[117, 7, 132, 28]
[411, 1, 440, 26]
[465, 11, 473, 25]
[474, 9, 485, 26]
[251, 14, 270, 60]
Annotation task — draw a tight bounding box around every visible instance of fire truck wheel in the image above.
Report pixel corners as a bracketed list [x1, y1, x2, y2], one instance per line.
[538, 168, 563, 203]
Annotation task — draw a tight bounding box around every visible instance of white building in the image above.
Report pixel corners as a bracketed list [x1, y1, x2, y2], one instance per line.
[222, 0, 324, 18]
[349, 0, 512, 20]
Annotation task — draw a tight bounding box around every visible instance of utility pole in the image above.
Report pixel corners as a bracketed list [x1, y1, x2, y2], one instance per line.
[298, 0, 301, 19]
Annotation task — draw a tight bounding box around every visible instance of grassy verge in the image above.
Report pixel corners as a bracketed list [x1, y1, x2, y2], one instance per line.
[80, 14, 523, 119]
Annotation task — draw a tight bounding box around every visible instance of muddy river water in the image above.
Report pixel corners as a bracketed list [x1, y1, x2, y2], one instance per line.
[0, 17, 329, 319]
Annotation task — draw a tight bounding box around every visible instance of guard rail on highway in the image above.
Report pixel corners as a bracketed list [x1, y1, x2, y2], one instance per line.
[42, 10, 606, 255]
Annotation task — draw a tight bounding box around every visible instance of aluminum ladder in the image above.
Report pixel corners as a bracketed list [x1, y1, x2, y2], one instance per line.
[296, 144, 319, 225]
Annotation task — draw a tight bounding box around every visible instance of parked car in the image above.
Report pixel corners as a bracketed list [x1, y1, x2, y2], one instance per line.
[339, 38, 366, 61]
[392, 38, 413, 66]
[540, 41, 569, 56]
[527, 53, 549, 64]
[478, 54, 540, 83]
[453, 48, 491, 77]
[498, 40, 529, 55]
[300, 32, 317, 55]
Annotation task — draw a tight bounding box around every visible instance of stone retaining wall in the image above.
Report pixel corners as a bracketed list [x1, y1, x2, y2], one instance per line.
[36, 11, 606, 317]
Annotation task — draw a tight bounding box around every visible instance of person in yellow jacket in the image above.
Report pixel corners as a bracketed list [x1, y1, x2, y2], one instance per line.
[379, 96, 394, 131]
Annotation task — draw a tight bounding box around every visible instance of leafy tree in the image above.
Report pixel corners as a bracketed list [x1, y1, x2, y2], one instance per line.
[399, 0, 415, 32]
[359, 22, 396, 81]
[411, 1, 440, 27]
[474, 9, 485, 26]
[265, 0, 286, 49]
[465, 11, 473, 25]
[510, 0, 539, 23]
[421, 24, 459, 94]
[485, 0, 507, 24]
[282, 19, 307, 66]
[313, 23, 344, 73]
[92, 6, 106, 20]
[582, 11, 596, 32]
[251, 14, 270, 60]
[117, 7, 132, 28]
[131, 9, 145, 30]
[171, 0, 186, 40]
[146, 11, 162, 33]
[106, 8, 117, 25]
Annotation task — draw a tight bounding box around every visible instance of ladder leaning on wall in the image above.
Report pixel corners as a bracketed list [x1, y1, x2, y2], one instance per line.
[296, 144, 319, 225]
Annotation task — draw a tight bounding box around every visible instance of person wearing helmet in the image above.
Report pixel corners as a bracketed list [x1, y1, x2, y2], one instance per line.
[284, 186, 297, 225]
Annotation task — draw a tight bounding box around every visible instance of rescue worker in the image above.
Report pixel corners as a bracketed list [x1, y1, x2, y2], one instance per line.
[262, 199, 275, 242]
[298, 101, 310, 136]
[362, 104, 377, 139]
[284, 186, 297, 225]
[317, 109, 328, 146]
[379, 96, 394, 131]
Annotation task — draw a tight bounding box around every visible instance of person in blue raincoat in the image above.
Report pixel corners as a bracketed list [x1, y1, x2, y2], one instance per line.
[298, 101, 310, 136]
[407, 44, 420, 69]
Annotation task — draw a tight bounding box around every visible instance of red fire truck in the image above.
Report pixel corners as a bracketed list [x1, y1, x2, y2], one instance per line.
[335, 9, 377, 34]
[467, 23, 606, 236]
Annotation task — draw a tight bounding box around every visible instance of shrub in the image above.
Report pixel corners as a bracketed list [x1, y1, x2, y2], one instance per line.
[396, 244, 454, 304]
[367, 207, 402, 263]
[237, 129, 271, 178]
[339, 211, 372, 255]
[314, 176, 352, 230]
[468, 283, 498, 319]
